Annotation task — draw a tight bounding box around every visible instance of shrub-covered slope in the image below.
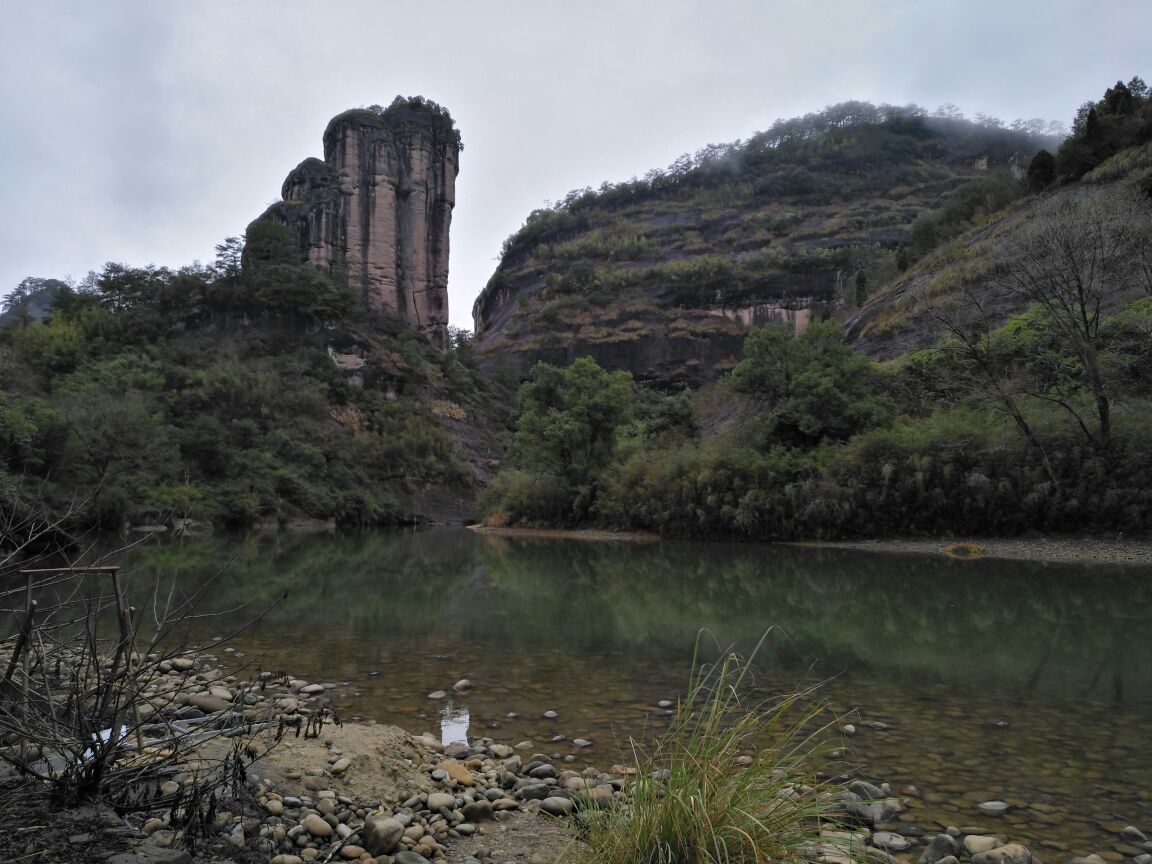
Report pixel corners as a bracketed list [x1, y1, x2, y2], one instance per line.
[849, 80, 1152, 357]
[0, 240, 505, 532]
[473, 102, 1054, 386]
[480, 83, 1152, 540]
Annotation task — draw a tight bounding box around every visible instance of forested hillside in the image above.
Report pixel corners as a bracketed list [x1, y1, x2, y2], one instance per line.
[0, 225, 502, 534]
[482, 79, 1152, 539]
[4, 79, 1150, 542]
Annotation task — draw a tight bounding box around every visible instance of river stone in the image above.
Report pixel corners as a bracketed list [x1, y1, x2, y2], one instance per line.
[394, 852, 430, 864]
[977, 801, 1011, 816]
[850, 780, 886, 800]
[270, 856, 303, 864]
[873, 832, 911, 852]
[863, 848, 900, 864]
[404, 824, 425, 841]
[1132, 855, 1152, 864]
[188, 693, 231, 713]
[453, 679, 473, 691]
[543, 710, 558, 719]
[1123, 828, 1150, 843]
[528, 763, 556, 779]
[572, 738, 592, 748]
[965, 836, 1004, 855]
[462, 799, 493, 821]
[489, 744, 513, 758]
[264, 799, 284, 816]
[517, 783, 552, 801]
[843, 792, 900, 825]
[427, 690, 446, 700]
[106, 848, 193, 864]
[361, 816, 405, 856]
[919, 834, 961, 864]
[338, 847, 364, 860]
[541, 797, 575, 816]
[436, 758, 474, 784]
[330, 757, 350, 775]
[427, 792, 456, 811]
[577, 785, 615, 808]
[302, 814, 332, 838]
[971, 844, 1041, 864]
[171, 657, 195, 671]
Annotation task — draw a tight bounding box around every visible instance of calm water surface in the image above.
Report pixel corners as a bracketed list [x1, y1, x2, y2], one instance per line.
[72, 530, 1152, 854]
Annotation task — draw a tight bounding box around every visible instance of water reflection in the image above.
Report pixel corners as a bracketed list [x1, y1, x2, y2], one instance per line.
[10, 528, 1150, 852]
[440, 700, 470, 747]
[63, 528, 1152, 702]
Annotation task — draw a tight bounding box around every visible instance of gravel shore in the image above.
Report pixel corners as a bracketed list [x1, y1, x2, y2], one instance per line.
[794, 536, 1152, 566]
[472, 524, 1152, 565]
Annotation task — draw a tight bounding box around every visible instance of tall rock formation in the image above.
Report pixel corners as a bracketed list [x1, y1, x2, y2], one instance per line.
[250, 98, 460, 348]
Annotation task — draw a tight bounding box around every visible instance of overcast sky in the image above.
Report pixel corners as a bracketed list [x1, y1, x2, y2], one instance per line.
[2, 0, 1147, 330]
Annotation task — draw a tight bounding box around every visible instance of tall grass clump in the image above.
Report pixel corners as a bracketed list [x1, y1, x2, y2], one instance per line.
[583, 634, 847, 864]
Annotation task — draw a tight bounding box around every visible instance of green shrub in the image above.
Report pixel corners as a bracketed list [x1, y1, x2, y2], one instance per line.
[582, 635, 841, 864]
[479, 469, 574, 526]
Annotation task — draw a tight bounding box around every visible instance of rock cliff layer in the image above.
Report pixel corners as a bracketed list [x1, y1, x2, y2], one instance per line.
[472, 105, 1050, 384]
[252, 100, 460, 348]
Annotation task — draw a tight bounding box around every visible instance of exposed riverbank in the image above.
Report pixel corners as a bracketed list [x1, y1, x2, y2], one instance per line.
[472, 524, 1152, 566]
[793, 536, 1152, 566]
[468, 525, 660, 543]
[3, 647, 1150, 864]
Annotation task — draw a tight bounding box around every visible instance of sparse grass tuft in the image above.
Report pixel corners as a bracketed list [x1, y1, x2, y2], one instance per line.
[582, 633, 844, 864]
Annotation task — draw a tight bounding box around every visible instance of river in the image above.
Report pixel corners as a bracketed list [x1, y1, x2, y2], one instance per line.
[21, 528, 1152, 855]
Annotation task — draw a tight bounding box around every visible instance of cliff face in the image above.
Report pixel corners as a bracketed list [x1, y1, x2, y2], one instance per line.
[472, 106, 1050, 385]
[253, 102, 459, 349]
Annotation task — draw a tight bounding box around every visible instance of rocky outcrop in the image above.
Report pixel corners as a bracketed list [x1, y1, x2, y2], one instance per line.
[252, 100, 460, 349]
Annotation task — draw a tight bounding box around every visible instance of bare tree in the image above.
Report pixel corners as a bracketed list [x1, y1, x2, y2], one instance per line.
[992, 185, 1152, 449]
[920, 287, 1059, 486]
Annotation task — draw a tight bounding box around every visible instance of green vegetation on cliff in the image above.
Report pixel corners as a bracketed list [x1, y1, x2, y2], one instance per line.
[473, 101, 1056, 385]
[0, 229, 497, 532]
[482, 79, 1152, 539]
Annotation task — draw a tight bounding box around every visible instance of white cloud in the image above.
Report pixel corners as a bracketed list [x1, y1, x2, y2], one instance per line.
[1, 0, 1148, 327]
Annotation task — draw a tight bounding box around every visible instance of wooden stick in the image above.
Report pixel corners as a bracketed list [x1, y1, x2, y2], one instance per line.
[18, 566, 121, 574]
[1, 600, 37, 689]
[108, 569, 146, 753]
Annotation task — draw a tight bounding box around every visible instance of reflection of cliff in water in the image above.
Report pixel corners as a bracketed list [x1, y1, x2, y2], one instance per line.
[90, 529, 1152, 703]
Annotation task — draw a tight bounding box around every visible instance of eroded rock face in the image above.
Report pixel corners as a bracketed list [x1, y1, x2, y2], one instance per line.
[253, 102, 459, 349]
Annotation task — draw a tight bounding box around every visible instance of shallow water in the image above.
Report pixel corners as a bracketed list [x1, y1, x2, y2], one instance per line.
[12, 528, 1152, 855]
